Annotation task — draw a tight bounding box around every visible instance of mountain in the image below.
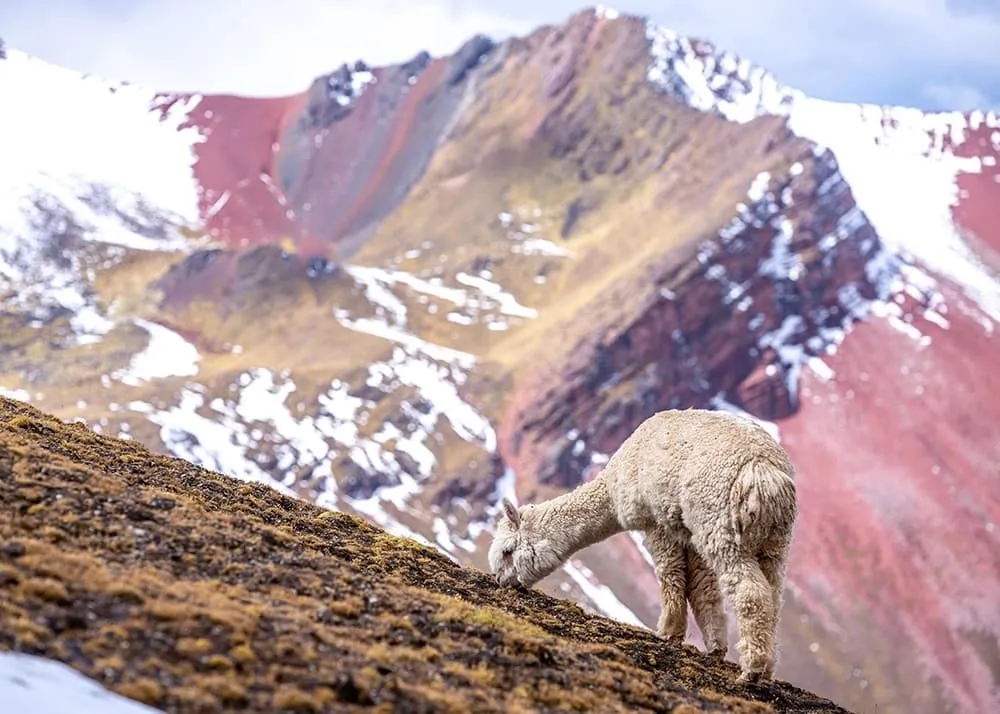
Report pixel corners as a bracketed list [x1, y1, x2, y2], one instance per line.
[1, 6, 998, 714]
[0, 394, 850, 713]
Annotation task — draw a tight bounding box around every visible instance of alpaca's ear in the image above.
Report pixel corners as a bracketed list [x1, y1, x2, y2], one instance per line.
[502, 498, 521, 528]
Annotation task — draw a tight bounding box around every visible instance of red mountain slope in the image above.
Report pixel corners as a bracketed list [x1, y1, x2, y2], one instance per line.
[1, 8, 998, 714]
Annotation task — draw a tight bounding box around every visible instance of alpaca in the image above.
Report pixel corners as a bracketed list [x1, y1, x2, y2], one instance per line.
[488, 407, 798, 683]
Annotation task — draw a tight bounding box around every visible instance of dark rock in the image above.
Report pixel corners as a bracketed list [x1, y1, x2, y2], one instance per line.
[400, 51, 432, 82]
[447, 35, 496, 86]
[393, 451, 422, 479]
[355, 383, 387, 403]
[733, 360, 795, 420]
[1, 541, 26, 559]
[340, 459, 398, 501]
[561, 198, 585, 239]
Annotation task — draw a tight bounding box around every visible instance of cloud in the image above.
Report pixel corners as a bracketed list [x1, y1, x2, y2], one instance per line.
[947, 0, 1000, 20]
[1, 0, 999, 111]
[922, 84, 998, 112]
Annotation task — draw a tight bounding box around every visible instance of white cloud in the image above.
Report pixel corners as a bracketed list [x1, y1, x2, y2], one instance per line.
[922, 83, 998, 112]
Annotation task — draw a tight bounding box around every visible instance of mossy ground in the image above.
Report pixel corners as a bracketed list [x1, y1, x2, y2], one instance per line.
[0, 396, 850, 713]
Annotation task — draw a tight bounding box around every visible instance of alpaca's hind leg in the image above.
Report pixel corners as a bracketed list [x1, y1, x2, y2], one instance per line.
[645, 528, 688, 642]
[714, 556, 777, 683]
[756, 537, 791, 679]
[685, 545, 728, 657]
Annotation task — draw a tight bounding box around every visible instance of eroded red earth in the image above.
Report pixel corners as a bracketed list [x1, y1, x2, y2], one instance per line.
[781, 281, 1000, 714]
[952, 120, 1000, 270]
[153, 91, 312, 250]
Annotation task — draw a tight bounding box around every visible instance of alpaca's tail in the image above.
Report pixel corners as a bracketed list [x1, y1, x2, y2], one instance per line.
[730, 457, 797, 547]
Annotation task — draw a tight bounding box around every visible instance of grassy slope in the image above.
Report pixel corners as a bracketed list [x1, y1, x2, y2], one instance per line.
[0, 396, 850, 713]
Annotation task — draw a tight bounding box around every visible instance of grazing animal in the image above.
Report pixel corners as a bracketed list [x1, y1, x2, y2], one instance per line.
[488, 408, 798, 683]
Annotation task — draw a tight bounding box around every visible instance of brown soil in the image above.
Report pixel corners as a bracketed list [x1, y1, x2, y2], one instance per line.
[0, 396, 851, 714]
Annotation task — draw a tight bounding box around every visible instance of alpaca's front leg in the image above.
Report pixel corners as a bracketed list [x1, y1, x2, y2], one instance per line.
[685, 545, 728, 657]
[645, 528, 687, 642]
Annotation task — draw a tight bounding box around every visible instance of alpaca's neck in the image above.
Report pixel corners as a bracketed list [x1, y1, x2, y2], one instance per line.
[530, 471, 622, 561]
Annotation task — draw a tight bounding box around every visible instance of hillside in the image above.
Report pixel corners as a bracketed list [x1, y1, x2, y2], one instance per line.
[0, 395, 849, 713]
[1, 6, 998, 714]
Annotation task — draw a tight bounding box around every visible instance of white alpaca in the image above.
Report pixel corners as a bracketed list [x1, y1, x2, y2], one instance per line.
[488, 407, 798, 683]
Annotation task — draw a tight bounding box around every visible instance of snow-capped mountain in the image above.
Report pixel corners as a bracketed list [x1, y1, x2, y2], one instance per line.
[1, 8, 998, 714]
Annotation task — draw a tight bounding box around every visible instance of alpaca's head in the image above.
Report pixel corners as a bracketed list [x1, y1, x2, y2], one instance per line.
[488, 498, 562, 588]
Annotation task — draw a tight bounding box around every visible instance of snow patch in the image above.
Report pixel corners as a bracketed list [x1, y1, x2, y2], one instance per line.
[643, 15, 998, 326]
[0, 385, 31, 402]
[133, 371, 371, 505]
[111, 318, 200, 386]
[0, 50, 206, 346]
[563, 559, 647, 629]
[645, 21, 795, 123]
[709, 394, 782, 443]
[136, 387, 295, 495]
[0, 49, 205, 233]
[787, 100, 1000, 322]
[339, 263, 537, 335]
[0, 652, 162, 713]
[331, 262, 506, 541]
[327, 63, 376, 108]
[511, 237, 571, 257]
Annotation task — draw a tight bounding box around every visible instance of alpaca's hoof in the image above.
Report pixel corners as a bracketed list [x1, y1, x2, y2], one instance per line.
[656, 632, 684, 644]
[736, 667, 772, 684]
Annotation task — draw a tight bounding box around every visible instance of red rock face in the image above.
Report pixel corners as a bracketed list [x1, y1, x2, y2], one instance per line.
[952, 119, 1000, 268]
[152, 91, 311, 251]
[780, 281, 1000, 714]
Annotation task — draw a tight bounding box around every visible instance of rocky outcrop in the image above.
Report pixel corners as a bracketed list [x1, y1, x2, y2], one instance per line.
[499, 145, 886, 492]
[151, 244, 332, 311]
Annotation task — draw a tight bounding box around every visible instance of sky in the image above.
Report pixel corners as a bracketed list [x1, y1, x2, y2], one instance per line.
[1, 0, 999, 111]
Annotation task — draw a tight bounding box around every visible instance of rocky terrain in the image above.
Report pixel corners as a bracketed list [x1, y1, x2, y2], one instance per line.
[0, 395, 851, 713]
[1, 6, 998, 714]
